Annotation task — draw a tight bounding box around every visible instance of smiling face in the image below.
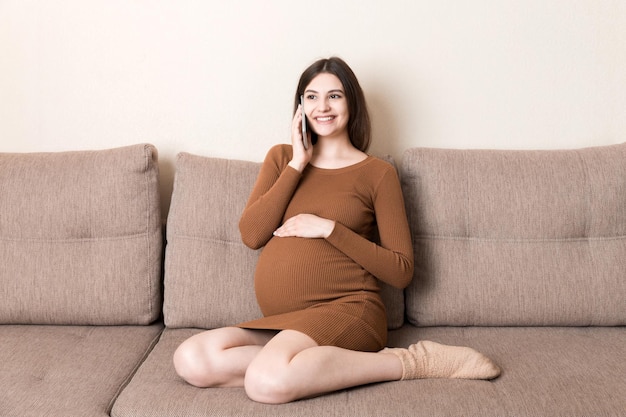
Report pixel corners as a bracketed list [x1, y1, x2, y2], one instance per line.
[302, 73, 350, 140]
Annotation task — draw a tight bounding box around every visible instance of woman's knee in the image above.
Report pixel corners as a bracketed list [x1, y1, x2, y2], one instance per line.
[173, 338, 215, 387]
[244, 330, 318, 403]
[173, 327, 270, 388]
[244, 361, 297, 404]
[173, 333, 237, 388]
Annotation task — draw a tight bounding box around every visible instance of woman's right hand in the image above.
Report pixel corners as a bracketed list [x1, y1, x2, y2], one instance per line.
[288, 104, 313, 173]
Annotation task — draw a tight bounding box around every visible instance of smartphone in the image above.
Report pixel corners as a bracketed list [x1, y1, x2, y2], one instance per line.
[300, 95, 309, 150]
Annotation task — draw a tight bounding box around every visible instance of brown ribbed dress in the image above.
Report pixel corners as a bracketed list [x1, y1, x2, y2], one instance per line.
[237, 145, 414, 351]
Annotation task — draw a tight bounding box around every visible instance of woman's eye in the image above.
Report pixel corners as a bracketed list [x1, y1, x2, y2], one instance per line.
[330, 94, 342, 99]
[306, 94, 316, 100]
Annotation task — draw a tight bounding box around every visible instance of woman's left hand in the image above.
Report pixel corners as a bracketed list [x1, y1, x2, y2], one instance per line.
[273, 214, 335, 239]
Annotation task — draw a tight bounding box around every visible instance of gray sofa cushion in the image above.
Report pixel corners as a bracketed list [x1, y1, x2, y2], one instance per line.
[111, 326, 626, 417]
[0, 324, 163, 417]
[401, 143, 626, 326]
[0, 144, 163, 325]
[163, 152, 404, 330]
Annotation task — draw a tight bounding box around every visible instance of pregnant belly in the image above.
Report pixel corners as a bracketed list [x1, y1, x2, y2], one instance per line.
[254, 236, 371, 316]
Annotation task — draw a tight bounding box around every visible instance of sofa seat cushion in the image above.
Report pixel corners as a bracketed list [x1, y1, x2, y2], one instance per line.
[0, 324, 163, 417]
[389, 326, 626, 416]
[401, 143, 626, 326]
[112, 326, 626, 417]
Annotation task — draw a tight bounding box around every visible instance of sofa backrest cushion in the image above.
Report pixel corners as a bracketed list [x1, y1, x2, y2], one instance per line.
[163, 152, 405, 329]
[401, 143, 626, 326]
[0, 144, 162, 325]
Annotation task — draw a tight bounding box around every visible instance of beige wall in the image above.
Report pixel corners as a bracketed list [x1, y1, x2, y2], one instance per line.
[1, 0, 624, 216]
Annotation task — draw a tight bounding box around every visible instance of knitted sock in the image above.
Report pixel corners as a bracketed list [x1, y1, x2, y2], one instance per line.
[383, 340, 501, 380]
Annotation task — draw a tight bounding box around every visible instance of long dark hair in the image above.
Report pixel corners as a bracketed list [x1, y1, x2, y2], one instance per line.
[294, 57, 371, 152]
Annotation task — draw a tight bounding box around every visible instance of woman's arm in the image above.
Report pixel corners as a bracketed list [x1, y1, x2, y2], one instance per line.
[239, 104, 313, 249]
[325, 167, 414, 289]
[238, 145, 301, 249]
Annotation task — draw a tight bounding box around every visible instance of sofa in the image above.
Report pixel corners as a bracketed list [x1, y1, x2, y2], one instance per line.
[1, 142, 624, 417]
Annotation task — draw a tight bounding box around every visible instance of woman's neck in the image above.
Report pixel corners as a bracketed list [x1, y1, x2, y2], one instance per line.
[309, 136, 367, 169]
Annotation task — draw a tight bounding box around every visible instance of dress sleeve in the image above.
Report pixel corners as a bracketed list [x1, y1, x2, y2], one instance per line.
[239, 145, 301, 249]
[325, 166, 414, 289]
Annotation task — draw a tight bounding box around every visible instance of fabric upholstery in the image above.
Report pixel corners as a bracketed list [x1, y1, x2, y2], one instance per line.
[401, 143, 626, 326]
[163, 152, 404, 330]
[0, 324, 163, 417]
[0, 144, 163, 325]
[112, 326, 626, 417]
[163, 154, 263, 328]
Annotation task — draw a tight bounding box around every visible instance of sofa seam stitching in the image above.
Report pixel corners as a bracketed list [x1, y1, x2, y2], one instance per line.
[144, 144, 154, 322]
[0, 232, 149, 243]
[168, 234, 247, 246]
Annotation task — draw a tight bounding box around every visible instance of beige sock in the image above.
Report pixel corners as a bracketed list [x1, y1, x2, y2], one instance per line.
[383, 340, 501, 380]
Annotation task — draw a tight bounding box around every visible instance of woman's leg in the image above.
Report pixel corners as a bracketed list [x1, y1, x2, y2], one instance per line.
[175, 327, 501, 403]
[173, 327, 276, 388]
[244, 330, 501, 404]
[244, 330, 403, 404]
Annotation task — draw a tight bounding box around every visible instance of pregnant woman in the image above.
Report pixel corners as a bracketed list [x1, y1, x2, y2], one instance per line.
[173, 56, 500, 404]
